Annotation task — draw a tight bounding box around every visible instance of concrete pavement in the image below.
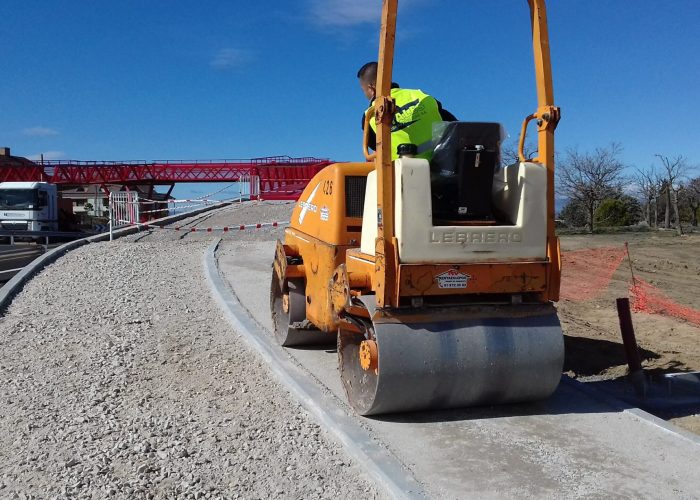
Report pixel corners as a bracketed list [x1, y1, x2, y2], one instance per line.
[216, 238, 700, 499]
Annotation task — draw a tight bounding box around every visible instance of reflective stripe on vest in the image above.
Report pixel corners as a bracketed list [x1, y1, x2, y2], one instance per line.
[367, 88, 442, 161]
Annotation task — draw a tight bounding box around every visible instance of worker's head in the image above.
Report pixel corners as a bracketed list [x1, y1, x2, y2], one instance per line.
[357, 62, 378, 101]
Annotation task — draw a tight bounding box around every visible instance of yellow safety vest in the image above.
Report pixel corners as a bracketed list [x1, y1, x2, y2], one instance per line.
[367, 88, 442, 160]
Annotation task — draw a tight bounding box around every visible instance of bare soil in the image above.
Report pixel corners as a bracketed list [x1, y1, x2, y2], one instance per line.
[557, 230, 700, 434]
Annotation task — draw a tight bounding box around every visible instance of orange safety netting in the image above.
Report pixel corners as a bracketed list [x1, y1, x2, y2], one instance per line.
[559, 246, 628, 302]
[630, 278, 700, 327]
[560, 244, 700, 327]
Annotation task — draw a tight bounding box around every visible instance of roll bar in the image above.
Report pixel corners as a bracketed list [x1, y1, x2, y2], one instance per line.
[371, 0, 560, 307]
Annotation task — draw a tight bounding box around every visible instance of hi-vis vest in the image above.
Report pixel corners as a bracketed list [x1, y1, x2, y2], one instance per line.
[367, 88, 442, 160]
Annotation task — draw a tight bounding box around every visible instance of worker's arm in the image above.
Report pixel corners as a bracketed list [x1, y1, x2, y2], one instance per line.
[361, 112, 377, 152]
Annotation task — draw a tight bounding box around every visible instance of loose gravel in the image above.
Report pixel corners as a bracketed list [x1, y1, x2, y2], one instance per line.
[0, 202, 379, 499]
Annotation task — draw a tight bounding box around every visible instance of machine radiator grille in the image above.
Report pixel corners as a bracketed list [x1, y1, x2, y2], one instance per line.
[345, 176, 367, 218]
[1, 222, 29, 231]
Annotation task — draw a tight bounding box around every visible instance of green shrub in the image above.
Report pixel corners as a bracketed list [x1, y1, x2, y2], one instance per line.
[594, 198, 631, 226]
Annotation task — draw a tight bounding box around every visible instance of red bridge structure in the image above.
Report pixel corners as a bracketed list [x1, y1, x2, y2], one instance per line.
[0, 151, 334, 200]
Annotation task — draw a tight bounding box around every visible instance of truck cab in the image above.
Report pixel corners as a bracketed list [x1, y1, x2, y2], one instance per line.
[0, 182, 60, 232]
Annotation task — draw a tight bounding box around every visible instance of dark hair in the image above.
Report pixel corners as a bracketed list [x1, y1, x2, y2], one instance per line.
[357, 61, 378, 83]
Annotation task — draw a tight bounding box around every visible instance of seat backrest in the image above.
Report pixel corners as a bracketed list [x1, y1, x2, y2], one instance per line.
[430, 122, 505, 222]
[360, 158, 548, 263]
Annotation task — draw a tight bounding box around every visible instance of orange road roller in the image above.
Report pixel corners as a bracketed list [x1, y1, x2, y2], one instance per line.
[271, 0, 564, 415]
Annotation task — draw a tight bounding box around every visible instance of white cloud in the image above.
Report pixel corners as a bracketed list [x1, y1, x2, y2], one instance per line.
[210, 48, 253, 70]
[307, 0, 424, 28]
[28, 151, 66, 161]
[308, 0, 380, 27]
[22, 126, 59, 137]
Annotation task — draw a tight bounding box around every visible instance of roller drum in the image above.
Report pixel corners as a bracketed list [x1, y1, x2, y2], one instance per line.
[339, 300, 564, 416]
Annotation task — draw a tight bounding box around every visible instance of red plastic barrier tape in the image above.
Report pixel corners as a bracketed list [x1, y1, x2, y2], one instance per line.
[116, 219, 288, 232]
[169, 222, 282, 232]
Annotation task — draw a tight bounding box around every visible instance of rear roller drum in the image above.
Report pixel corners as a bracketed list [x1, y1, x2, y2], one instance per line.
[270, 273, 332, 347]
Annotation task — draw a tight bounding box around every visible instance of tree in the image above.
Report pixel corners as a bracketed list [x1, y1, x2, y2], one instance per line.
[594, 199, 629, 227]
[679, 177, 700, 227]
[594, 196, 642, 227]
[655, 154, 690, 235]
[558, 199, 588, 227]
[500, 139, 537, 167]
[620, 194, 643, 224]
[634, 165, 659, 226]
[557, 143, 627, 232]
[652, 171, 665, 228]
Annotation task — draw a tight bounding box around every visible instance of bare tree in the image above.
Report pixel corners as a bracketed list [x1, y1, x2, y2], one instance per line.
[655, 154, 690, 235]
[501, 139, 537, 167]
[652, 171, 665, 228]
[557, 143, 626, 232]
[661, 179, 672, 228]
[680, 177, 700, 227]
[634, 165, 658, 226]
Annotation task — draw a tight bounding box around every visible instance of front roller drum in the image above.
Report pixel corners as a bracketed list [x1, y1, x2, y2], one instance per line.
[338, 303, 565, 416]
[270, 273, 333, 347]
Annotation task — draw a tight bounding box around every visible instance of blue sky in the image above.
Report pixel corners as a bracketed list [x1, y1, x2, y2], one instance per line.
[2, 0, 699, 199]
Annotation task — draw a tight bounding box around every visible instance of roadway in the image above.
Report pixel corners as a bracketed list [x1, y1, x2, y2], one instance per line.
[0, 244, 56, 283]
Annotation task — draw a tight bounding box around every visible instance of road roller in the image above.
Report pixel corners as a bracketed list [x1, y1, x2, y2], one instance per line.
[271, 0, 564, 415]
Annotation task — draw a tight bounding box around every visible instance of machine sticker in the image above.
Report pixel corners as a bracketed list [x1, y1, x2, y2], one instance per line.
[298, 182, 320, 224]
[322, 180, 333, 195]
[435, 269, 472, 289]
[320, 206, 330, 221]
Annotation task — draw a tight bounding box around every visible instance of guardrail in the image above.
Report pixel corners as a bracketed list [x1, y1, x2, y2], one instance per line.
[0, 230, 90, 248]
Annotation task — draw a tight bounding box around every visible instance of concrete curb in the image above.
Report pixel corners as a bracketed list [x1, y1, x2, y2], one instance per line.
[203, 239, 426, 500]
[561, 376, 700, 446]
[0, 202, 231, 314]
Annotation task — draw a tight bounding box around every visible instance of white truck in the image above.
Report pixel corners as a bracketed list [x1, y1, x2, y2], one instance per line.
[0, 182, 74, 232]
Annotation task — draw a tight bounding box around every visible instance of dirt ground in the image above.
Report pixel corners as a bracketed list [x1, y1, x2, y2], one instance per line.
[557, 230, 700, 434]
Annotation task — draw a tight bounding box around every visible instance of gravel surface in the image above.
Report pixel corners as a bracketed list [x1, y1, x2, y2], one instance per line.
[0, 202, 379, 499]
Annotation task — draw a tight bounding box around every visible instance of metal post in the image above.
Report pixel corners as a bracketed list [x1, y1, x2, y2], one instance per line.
[94, 185, 99, 219]
[616, 297, 647, 397]
[616, 297, 643, 373]
[108, 192, 114, 241]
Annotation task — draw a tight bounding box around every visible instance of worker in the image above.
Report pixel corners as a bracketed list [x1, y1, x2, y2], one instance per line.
[358, 61, 456, 160]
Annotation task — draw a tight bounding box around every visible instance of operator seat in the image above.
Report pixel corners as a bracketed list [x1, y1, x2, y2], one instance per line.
[430, 122, 504, 225]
